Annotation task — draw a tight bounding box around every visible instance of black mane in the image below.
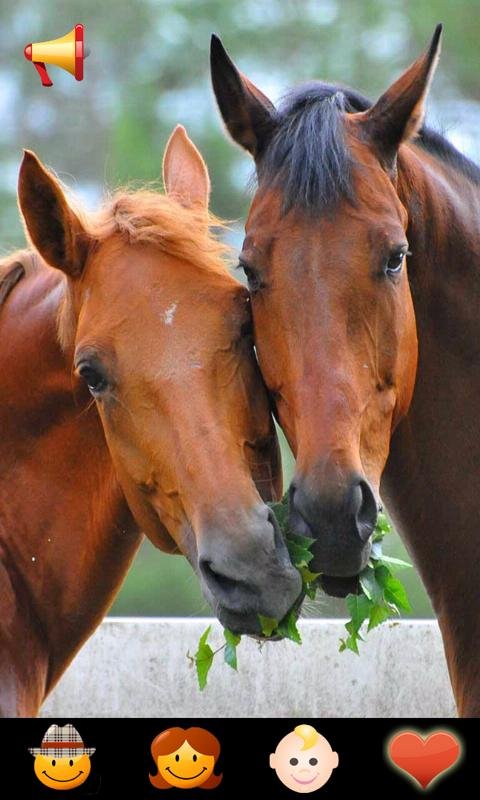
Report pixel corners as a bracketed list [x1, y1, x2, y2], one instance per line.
[257, 81, 480, 213]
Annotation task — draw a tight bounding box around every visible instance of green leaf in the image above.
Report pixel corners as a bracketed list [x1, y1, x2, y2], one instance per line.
[304, 582, 318, 600]
[194, 626, 214, 691]
[346, 593, 373, 634]
[299, 566, 321, 584]
[276, 609, 302, 644]
[375, 566, 411, 612]
[376, 512, 391, 534]
[384, 577, 411, 612]
[367, 603, 391, 631]
[339, 620, 363, 655]
[359, 566, 383, 602]
[343, 636, 360, 654]
[286, 534, 315, 568]
[269, 494, 290, 531]
[375, 555, 412, 570]
[258, 615, 278, 638]
[288, 533, 316, 549]
[223, 629, 241, 671]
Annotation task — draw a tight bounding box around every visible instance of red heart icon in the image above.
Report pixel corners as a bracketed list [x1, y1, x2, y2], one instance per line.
[388, 731, 461, 789]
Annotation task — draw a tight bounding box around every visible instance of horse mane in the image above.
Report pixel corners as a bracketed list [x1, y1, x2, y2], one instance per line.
[258, 81, 480, 213]
[0, 249, 41, 306]
[78, 189, 230, 277]
[0, 248, 41, 280]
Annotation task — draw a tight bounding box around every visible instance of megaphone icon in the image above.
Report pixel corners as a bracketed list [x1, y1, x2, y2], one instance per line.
[24, 24, 89, 87]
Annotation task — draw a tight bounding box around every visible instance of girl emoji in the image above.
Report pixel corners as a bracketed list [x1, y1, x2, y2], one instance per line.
[149, 727, 222, 790]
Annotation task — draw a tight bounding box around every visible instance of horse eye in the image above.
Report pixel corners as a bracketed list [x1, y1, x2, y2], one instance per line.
[385, 248, 410, 276]
[78, 363, 109, 396]
[240, 263, 262, 294]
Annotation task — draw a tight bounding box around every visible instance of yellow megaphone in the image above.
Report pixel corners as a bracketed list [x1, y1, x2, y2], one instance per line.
[24, 24, 89, 87]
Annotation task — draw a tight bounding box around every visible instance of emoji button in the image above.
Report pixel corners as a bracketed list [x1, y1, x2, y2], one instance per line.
[270, 724, 338, 793]
[388, 730, 462, 790]
[149, 727, 222, 790]
[29, 723, 95, 791]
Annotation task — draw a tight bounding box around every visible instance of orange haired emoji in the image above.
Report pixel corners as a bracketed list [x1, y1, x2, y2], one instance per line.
[149, 727, 222, 790]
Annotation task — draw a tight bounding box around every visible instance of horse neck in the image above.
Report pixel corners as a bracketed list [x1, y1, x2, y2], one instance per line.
[383, 143, 480, 714]
[0, 267, 140, 714]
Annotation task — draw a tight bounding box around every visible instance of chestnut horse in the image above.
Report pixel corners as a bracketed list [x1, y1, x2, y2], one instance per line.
[0, 127, 300, 716]
[211, 26, 480, 715]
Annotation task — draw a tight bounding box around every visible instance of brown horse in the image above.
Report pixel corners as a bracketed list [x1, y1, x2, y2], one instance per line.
[211, 26, 480, 715]
[0, 126, 301, 716]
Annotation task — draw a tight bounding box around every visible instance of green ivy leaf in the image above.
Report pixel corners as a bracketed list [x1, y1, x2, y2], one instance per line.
[299, 566, 321, 584]
[375, 554, 412, 570]
[339, 620, 363, 654]
[376, 512, 391, 533]
[258, 615, 278, 638]
[194, 626, 214, 691]
[286, 535, 315, 568]
[376, 567, 411, 611]
[223, 629, 241, 671]
[276, 609, 302, 644]
[359, 565, 383, 602]
[269, 494, 290, 531]
[346, 593, 374, 634]
[304, 582, 318, 600]
[367, 603, 391, 631]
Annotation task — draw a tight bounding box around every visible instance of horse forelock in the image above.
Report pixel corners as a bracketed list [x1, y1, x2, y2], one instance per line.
[257, 82, 371, 214]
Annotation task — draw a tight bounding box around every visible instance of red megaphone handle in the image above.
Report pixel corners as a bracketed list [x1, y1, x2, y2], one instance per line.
[33, 61, 53, 87]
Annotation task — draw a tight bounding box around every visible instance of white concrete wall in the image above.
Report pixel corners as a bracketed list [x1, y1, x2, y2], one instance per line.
[41, 618, 456, 718]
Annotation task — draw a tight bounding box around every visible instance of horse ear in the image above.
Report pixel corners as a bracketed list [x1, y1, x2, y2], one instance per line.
[163, 125, 210, 209]
[210, 34, 276, 157]
[361, 24, 442, 168]
[18, 151, 89, 277]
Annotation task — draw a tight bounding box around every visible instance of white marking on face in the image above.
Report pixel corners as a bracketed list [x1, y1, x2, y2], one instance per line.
[164, 302, 178, 325]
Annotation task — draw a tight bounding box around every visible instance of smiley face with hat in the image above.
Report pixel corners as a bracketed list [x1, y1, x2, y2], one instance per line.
[29, 724, 95, 791]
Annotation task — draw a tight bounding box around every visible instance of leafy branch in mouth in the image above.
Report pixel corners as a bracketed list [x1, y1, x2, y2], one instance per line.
[190, 495, 411, 689]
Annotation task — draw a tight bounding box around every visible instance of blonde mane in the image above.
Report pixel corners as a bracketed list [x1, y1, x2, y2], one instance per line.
[80, 188, 231, 276]
[0, 248, 41, 283]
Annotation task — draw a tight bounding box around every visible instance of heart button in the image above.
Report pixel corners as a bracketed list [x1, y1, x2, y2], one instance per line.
[388, 731, 461, 790]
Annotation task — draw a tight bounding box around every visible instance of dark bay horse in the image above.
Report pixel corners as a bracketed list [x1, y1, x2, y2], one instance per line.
[0, 126, 300, 716]
[211, 26, 480, 715]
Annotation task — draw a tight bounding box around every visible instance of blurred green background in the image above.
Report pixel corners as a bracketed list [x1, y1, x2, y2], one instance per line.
[2, 0, 479, 618]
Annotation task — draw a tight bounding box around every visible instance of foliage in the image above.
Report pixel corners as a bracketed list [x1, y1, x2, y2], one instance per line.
[192, 498, 412, 689]
[338, 514, 412, 654]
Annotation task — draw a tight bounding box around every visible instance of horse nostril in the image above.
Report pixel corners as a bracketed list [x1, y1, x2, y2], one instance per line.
[267, 507, 288, 554]
[200, 559, 242, 596]
[354, 479, 378, 542]
[288, 481, 297, 507]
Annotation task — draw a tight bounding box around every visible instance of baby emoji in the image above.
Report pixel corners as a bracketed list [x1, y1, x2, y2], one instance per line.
[270, 724, 338, 793]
